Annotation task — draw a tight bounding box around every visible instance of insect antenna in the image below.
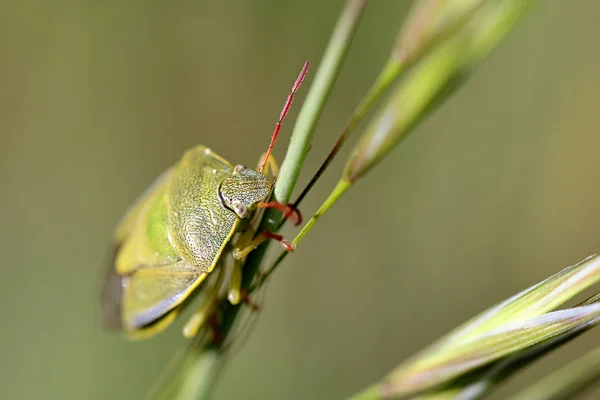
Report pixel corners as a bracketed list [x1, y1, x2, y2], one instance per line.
[258, 61, 310, 173]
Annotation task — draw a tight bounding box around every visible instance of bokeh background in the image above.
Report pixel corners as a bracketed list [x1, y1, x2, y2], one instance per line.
[2, 1, 600, 399]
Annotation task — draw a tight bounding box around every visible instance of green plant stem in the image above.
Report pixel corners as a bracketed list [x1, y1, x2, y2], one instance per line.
[176, 350, 224, 400]
[273, 0, 368, 205]
[293, 178, 352, 245]
[150, 342, 223, 400]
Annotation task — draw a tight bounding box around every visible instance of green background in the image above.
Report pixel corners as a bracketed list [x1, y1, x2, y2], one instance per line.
[2, 1, 600, 399]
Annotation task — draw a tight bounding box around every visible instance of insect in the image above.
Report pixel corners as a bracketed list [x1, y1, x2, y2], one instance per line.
[101, 61, 310, 339]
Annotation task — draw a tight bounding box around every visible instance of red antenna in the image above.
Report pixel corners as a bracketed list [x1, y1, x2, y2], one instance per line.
[259, 61, 310, 173]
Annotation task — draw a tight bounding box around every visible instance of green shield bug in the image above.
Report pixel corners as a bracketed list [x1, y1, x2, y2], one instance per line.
[101, 61, 309, 339]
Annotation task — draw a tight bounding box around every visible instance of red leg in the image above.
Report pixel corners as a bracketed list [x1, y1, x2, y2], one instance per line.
[262, 230, 296, 252]
[239, 289, 260, 311]
[207, 313, 224, 346]
[257, 201, 302, 225]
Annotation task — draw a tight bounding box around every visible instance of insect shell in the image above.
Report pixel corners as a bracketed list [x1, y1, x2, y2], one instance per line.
[101, 145, 272, 339]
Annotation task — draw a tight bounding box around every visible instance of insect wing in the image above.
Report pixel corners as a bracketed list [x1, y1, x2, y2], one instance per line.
[101, 167, 208, 334]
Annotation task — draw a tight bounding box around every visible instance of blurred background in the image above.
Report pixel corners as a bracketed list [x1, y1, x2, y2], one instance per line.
[1, 1, 600, 399]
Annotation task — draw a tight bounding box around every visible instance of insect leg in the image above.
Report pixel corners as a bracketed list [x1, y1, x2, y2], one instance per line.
[232, 227, 295, 260]
[256, 201, 302, 225]
[226, 257, 261, 309]
[254, 153, 302, 226]
[231, 225, 257, 259]
[232, 226, 257, 260]
[227, 257, 243, 305]
[226, 236, 261, 310]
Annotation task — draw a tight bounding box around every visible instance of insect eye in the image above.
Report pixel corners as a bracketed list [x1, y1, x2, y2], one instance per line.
[233, 203, 248, 218]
